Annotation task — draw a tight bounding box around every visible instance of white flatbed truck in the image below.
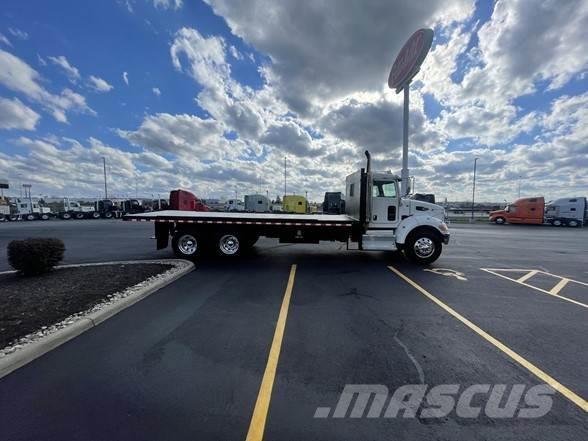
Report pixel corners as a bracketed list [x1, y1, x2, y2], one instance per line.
[124, 152, 450, 264]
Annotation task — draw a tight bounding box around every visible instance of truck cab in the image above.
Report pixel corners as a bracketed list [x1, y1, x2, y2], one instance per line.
[489, 197, 545, 225]
[345, 153, 449, 262]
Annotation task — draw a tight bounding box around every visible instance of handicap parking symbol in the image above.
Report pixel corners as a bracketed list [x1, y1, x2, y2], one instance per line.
[424, 268, 467, 281]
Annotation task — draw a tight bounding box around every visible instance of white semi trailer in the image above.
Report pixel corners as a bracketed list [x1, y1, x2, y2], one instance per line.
[124, 152, 450, 264]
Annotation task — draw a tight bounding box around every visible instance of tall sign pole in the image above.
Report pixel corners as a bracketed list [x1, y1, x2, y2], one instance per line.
[388, 28, 434, 196]
[402, 85, 410, 196]
[471, 157, 478, 222]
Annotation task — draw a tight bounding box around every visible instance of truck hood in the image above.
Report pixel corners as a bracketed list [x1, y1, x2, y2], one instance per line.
[405, 199, 446, 222]
[489, 209, 506, 216]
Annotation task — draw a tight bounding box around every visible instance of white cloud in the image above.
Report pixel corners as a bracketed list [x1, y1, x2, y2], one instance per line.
[123, 71, 129, 85]
[117, 113, 226, 159]
[152, 0, 183, 10]
[47, 55, 81, 82]
[0, 32, 11, 47]
[88, 75, 114, 92]
[152, 87, 161, 96]
[8, 27, 28, 40]
[0, 97, 40, 130]
[260, 121, 322, 157]
[229, 45, 243, 60]
[205, 0, 474, 115]
[0, 49, 94, 123]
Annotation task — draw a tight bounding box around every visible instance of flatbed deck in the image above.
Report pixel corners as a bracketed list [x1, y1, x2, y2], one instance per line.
[124, 210, 356, 227]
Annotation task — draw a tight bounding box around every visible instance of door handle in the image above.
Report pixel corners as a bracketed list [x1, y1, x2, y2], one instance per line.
[373, 215, 378, 220]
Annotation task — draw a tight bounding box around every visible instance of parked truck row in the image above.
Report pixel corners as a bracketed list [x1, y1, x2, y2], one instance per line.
[489, 197, 587, 227]
[0, 196, 168, 222]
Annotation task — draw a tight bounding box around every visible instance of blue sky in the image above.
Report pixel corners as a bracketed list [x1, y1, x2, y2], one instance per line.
[0, 0, 586, 201]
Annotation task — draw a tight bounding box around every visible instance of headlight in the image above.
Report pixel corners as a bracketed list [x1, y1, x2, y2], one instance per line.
[438, 222, 449, 233]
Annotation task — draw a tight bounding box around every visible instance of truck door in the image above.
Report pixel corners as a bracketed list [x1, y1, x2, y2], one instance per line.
[369, 179, 399, 227]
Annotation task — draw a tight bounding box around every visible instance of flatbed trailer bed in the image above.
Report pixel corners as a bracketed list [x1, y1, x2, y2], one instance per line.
[124, 210, 361, 255]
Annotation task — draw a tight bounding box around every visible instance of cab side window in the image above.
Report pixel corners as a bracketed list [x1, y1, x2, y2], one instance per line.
[372, 181, 397, 198]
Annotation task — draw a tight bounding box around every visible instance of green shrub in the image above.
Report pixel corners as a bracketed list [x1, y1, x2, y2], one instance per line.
[7, 238, 65, 276]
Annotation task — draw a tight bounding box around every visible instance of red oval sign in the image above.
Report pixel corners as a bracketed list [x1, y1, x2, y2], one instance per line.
[388, 29, 434, 90]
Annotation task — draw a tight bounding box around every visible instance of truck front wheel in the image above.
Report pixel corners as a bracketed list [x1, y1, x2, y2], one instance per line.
[172, 232, 201, 260]
[404, 231, 442, 265]
[494, 217, 506, 224]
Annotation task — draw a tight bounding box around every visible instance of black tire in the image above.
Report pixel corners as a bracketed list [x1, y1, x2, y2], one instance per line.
[494, 217, 506, 225]
[551, 219, 562, 227]
[215, 231, 242, 257]
[172, 231, 201, 260]
[25, 213, 36, 221]
[567, 220, 579, 228]
[61, 212, 72, 220]
[0, 215, 5, 222]
[91, 211, 100, 219]
[104, 211, 113, 219]
[8, 215, 19, 222]
[74, 212, 85, 220]
[40, 213, 50, 220]
[403, 230, 442, 265]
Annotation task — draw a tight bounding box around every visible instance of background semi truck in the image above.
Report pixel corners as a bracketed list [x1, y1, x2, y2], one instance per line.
[124, 151, 450, 264]
[489, 196, 587, 227]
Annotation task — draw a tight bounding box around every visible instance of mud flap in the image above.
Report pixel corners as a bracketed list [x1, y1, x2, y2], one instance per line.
[155, 222, 169, 250]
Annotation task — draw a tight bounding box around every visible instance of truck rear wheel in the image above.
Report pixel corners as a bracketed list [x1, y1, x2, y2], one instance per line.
[551, 219, 562, 226]
[91, 211, 100, 219]
[61, 212, 72, 220]
[172, 232, 201, 259]
[404, 231, 442, 265]
[216, 232, 242, 257]
[104, 211, 113, 219]
[567, 220, 579, 227]
[40, 213, 50, 220]
[25, 213, 36, 221]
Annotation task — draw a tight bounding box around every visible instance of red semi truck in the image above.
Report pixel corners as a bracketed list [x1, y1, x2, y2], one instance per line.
[489, 196, 587, 227]
[169, 189, 210, 212]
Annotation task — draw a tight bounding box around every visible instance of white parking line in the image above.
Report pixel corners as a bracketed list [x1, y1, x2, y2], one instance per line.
[481, 268, 588, 309]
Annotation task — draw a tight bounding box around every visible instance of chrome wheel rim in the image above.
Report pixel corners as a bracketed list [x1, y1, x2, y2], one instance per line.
[219, 234, 239, 255]
[496, 218, 504, 224]
[414, 237, 435, 258]
[178, 234, 198, 255]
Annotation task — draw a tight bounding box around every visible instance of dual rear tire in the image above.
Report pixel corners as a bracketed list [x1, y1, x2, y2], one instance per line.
[172, 230, 253, 260]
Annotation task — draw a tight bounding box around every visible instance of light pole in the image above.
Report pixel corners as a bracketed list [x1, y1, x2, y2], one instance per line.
[102, 157, 108, 199]
[284, 157, 287, 197]
[471, 157, 478, 222]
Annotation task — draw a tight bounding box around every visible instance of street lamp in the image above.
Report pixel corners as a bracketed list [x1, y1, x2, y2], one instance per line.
[471, 157, 478, 222]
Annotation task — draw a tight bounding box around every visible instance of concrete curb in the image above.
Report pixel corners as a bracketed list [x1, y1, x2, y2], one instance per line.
[0, 259, 194, 379]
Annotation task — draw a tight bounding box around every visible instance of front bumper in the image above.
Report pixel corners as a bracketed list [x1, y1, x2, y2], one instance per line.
[442, 233, 450, 244]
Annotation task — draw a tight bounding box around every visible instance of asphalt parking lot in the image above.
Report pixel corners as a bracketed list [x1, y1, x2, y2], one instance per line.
[0, 220, 586, 440]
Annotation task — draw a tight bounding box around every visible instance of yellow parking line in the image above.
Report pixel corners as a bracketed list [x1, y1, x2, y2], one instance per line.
[481, 269, 588, 309]
[246, 264, 297, 441]
[517, 270, 538, 283]
[388, 266, 588, 412]
[550, 278, 571, 295]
